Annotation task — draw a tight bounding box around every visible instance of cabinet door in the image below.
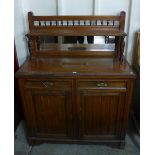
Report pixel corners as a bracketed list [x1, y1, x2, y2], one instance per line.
[23, 79, 73, 139]
[77, 91, 126, 140]
[77, 80, 127, 140]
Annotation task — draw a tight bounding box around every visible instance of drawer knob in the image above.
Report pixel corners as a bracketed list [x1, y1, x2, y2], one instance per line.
[43, 82, 53, 88]
[96, 82, 108, 87]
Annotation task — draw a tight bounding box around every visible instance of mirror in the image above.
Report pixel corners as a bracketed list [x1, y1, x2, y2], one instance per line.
[37, 36, 116, 52]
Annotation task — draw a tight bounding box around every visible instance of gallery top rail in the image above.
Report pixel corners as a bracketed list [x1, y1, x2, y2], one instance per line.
[27, 11, 126, 36]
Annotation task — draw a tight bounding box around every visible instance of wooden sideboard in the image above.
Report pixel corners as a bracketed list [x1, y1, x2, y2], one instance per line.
[15, 11, 135, 148]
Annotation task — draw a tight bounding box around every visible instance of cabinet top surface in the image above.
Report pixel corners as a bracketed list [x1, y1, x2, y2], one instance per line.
[16, 57, 135, 78]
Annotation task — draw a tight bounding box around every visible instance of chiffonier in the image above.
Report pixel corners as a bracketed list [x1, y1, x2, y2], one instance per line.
[15, 11, 135, 148]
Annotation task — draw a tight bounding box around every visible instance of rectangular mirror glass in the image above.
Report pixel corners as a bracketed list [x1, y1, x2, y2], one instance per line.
[37, 36, 116, 52]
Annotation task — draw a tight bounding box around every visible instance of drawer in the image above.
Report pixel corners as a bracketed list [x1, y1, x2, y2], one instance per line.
[77, 80, 126, 90]
[24, 79, 72, 90]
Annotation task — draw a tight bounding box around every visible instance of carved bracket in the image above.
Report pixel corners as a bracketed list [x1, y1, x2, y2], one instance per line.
[119, 36, 125, 61]
[115, 36, 125, 61]
[26, 34, 33, 55]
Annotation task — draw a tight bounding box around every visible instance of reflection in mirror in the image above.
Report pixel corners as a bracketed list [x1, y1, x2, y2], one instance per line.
[37, 36, 115, 52]
[37, 36, 58, 50]
[63, 36, 94, 44]
[39, 36, 58, 44]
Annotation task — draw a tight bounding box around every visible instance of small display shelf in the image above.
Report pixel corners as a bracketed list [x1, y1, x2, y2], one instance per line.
[26, 11, 126, 60]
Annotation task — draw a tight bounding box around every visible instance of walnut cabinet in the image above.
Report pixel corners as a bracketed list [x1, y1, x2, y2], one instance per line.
[16, 11, 135, 148]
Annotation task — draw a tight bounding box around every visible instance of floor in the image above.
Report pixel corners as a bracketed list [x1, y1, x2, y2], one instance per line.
[14, 119, 140, 155]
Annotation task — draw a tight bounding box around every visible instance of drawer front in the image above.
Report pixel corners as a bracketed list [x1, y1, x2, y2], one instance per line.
[77, 80, 126, 90]
[24, 79, 72, 90]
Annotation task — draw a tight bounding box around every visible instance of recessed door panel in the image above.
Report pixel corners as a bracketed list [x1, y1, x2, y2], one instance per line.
[78, 92, 125, 139]
[25, 90, 72, 138]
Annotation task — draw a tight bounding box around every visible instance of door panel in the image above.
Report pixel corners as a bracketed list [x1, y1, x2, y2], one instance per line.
[25, 90, 72, 138]
[34, 93, 67, 133]
[78, 91, 126, 139]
